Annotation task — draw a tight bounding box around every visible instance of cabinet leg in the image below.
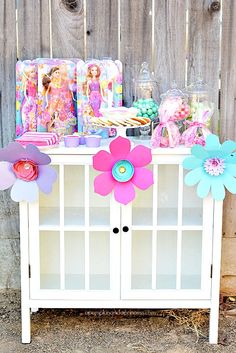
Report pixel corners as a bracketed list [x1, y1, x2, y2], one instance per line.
[209, 305, 219, 344]
[21, 305, 31, 343]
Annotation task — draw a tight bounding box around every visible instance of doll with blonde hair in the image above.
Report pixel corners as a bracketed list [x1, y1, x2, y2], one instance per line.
[21, 64, 38, 133]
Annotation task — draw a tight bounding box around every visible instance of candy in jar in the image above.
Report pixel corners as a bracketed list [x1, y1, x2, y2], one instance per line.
[158, 82, 190, 121]
[151, 93, 181, 148]
[181, 79, 214, 146]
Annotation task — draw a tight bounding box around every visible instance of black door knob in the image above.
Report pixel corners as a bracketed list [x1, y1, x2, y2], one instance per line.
[122, 226, 129, 232]
[113, 227, 119, 234]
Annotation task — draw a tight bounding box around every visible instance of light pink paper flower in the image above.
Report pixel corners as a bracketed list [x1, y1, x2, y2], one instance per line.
[93, 136, 154, 205]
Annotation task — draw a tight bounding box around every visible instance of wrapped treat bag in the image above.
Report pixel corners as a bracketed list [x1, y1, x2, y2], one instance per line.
[182, 79, 214, 146]
[181, 107, 213, 146]
[151, 96, 181, 148]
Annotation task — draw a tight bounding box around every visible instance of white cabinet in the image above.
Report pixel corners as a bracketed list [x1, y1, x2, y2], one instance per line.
[20, 145, 223, 344]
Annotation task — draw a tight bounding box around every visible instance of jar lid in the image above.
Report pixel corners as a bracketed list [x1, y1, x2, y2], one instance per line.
[187, 79, 209, 95]
[160, 81, 188, 101]
[136, 62, 155, 84]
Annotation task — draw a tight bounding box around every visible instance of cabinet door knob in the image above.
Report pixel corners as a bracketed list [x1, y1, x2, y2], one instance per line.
[122, 226, 129, 232]
[113, 227, 119, 234]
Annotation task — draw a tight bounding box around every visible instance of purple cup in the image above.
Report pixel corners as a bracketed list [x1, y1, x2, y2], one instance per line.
[64, 135, 80, 147]
[79, 135, 86, 145]
[85, 135, 102, 147]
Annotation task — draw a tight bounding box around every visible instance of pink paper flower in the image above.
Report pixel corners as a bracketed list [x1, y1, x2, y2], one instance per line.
[13, 160, 38, 181]
[93, 136, 154, 205]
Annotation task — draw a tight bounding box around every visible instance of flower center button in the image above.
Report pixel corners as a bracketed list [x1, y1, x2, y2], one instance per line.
[112, 160, 134, 182]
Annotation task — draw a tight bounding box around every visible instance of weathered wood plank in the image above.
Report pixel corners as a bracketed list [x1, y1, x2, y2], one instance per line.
[220, 1, 236, 294]
[51, 0, 85, 58]
[120, 0, 152, 107]
[0, 238, 20, 289]
[17, 0, 50, 59]
[220, 0, 236, 141]
[221, 238, 236, 275]
[86, 0, 118, 60]
[222, 193, 236, 238]
[0, 0, 17, 146]
[0, 0, 20, 289]
[187, 0, 221, 134]
[221, 275, 236, 296]
[153, 0, 186, 98]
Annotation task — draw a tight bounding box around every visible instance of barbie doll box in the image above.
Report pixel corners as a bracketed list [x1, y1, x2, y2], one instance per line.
[16, 59, 78, 138]
[76, 59, 122, 133]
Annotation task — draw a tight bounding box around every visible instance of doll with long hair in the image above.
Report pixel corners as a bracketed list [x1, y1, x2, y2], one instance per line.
[41, 65, 76, 134]
[85, 64, 106, 117]
[21, 64, 38, 133]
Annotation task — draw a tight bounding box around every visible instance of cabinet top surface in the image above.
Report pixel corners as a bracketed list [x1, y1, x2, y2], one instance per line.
[42, 138, 191, 156]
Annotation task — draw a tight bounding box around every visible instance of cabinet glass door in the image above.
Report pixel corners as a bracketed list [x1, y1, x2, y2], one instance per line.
[121, 162, 213, 300]
[29, 162, 120, 300]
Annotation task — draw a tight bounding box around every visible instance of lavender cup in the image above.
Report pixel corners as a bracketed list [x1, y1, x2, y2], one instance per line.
[79, 135, 86, 145]
[85, 135, 102, 147]
[64, 135, 80, 147]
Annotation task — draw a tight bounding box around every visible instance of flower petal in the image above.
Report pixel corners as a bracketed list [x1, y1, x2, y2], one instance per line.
[25, 144, 51, 165]
[220, 140, 236, 155]
[132, 167, 154, 190]
[210, 179, 225, 200]
[184, 168, 203, 186]
[36, 165, 57, 193]
[10, 179, 39, 202]
[127, 145, 152, 167]
[226, 164, 236, 176]
[183, 156, 203, 170]
[0, 142, 26, 163]
[113, 182, 135, 205]
[94, 172, 116, 196]
[93, 150, 115, 171]
[0, 162, 16, 189]
[191, 144, 208, 159]
[205, 134, 220, 151]
[196, 176, 211, 198]
[0, 142, 51, 165]
[222, 173, 236, 194]
[225, 154, 236, 164]
[109, 136, 131, 159]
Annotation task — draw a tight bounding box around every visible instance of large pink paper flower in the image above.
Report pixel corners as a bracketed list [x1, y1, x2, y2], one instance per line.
[93, 136, 154, 205]
[0, 142, 57, 202]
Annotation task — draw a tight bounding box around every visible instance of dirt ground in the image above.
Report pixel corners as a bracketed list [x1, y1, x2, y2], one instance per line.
[0, 290, 236, 353]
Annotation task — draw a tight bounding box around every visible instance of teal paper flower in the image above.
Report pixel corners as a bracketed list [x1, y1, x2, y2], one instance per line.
[183, 134, 236, 200]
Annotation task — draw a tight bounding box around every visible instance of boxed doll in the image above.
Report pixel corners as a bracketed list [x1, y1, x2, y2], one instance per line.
[76, 59, 122, 133]
[36, 59, 78, 137]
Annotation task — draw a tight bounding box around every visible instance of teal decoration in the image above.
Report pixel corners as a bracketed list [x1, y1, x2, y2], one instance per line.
[133, 98, 159, 121]
[112, 160, 134, 182]
[183, 134, 236, 200]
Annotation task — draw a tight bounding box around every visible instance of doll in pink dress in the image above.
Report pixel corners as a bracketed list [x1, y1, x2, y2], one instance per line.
[41, 66, 76, 134]
[85, 64, 106, 117]
[21, 65, 38, 133]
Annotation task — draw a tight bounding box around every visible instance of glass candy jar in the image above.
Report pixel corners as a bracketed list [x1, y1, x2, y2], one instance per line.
[159, 82, 190, 121]
[187, 79, 214, 128]
[133, 62, 158, 138]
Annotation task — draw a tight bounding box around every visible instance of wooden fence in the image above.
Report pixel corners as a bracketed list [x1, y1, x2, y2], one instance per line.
[0, 0, 235, 294]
